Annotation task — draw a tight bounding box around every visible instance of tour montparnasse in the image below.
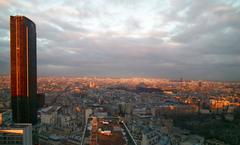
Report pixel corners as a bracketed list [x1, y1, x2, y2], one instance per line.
[10, 16, 37, 125]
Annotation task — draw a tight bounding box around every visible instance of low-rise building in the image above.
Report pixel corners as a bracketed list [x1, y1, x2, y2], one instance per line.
[39, 106, 61, 125]
[0, 123, 32, 145]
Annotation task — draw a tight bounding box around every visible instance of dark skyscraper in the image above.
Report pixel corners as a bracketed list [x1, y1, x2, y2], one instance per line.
[10, 16, 37, 125]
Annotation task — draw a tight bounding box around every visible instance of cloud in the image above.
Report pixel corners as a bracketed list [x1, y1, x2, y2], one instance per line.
[0, 0, 240, 81]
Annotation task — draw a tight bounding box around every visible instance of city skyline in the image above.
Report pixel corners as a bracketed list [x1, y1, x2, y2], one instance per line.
[1, 0, 240, 81]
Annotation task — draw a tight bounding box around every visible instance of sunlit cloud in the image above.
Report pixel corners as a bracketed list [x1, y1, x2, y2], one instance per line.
[0, 0, 240, 80]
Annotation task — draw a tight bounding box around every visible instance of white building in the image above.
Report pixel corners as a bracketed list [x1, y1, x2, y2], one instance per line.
[85, 108, 93, 124]
[40, 106, 61, 125]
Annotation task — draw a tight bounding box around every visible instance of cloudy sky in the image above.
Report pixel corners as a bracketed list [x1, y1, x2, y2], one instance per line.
[0, 0, 240, 80]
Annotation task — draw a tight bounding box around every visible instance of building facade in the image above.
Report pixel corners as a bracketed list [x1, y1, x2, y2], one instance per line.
[0, 123, 32, 145]
[10, 16, 37, 125]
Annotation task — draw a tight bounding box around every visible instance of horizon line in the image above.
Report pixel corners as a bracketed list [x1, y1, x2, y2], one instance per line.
[0, 74, 240, 82]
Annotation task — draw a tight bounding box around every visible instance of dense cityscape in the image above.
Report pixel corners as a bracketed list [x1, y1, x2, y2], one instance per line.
[1, 75, 240, 145]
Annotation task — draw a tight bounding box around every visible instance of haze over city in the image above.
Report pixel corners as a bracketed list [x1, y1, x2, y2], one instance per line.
[1, 0, 240, 80]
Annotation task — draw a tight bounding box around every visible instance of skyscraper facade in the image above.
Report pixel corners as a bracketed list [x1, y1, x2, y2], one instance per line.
[10, 16, 37, 125]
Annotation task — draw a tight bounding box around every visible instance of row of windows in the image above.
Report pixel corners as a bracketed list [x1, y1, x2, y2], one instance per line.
[0, 140, 23, 145]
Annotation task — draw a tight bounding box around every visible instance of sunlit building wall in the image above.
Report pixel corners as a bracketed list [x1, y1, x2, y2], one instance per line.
[10, 16, 37, 125]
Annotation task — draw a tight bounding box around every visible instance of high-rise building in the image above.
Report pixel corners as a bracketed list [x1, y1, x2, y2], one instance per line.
[10, 16, 37, 125]
[0, 123, 32, 145]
